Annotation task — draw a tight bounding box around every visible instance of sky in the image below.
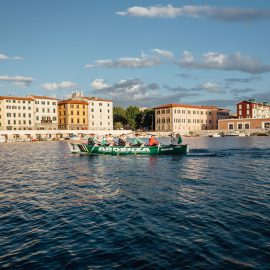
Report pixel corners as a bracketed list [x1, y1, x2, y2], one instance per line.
[1, 0, 270, 112]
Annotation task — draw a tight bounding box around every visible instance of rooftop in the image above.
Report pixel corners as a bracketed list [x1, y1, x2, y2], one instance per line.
[0, 96, 34, 101]
[153, 103, 228, 110]
[29, 95, 58, 100]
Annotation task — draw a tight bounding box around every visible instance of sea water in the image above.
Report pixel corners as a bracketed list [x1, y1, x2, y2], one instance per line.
[0, 137, 269, 269]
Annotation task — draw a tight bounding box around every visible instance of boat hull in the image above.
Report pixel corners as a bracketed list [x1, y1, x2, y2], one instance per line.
[68, 143, 189, 155]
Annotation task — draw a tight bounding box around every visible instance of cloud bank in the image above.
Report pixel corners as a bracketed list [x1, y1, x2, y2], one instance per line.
[179, 51, 270, 74]
[0, 75, 34, 87]
[90, 78, 227, 107]
[117, 5, 270, 22]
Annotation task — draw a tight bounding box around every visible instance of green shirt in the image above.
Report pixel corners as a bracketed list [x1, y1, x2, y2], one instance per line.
[133, 137, 145, 145]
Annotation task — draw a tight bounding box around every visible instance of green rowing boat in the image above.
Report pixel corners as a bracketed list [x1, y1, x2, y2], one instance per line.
[68, 142, 189, 155]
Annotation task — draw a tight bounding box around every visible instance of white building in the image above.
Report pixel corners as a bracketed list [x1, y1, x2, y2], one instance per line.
[0, 96, 35, 130]
[85, 97, 113, 130]
[29, 95, 58, 130]
[154, 103, 230, 133]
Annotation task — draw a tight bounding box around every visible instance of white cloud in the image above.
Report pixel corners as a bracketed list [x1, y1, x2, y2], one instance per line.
[117, 5, 270, 21]
[200, 82, 221, 93]
[0, 54, 23, 61]
[91, 79, 109, 90]
[0, 75, 34, 86]
[86, 55, 160, 69]
[152, 49, 174, 59]
[41, 81, 77, 91]
[13, 56, 24, 60]
[180, 51, 270, 74]
[0, 54, 9, 60]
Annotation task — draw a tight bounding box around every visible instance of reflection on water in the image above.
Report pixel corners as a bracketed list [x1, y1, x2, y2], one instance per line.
[0, 138, 270, 269]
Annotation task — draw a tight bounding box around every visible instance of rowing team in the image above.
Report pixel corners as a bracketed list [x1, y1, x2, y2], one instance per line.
[87, 133, 182, 147]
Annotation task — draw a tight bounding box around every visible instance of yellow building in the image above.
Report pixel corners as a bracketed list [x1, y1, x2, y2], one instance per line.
[58, 99, 88, 130]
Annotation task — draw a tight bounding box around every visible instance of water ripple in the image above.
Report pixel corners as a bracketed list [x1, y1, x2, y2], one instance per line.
[0, 138, 270, 269]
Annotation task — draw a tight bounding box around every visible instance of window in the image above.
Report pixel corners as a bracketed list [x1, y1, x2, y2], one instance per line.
[13, 113, 16, 117]
[263, 122, 269, 129]
[238, 123, 243, 129]
[100, 109, 102, 112]
[77, 119, 79, 123]
[245, 123, 250, 129]
[99, 103, 102, 106]
[229, 124, 234, 129]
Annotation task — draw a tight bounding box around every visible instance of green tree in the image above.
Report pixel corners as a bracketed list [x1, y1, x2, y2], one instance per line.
[126, 106, 141, 130]
[113, 107, 128, 127]
[142, 109, 155, 130]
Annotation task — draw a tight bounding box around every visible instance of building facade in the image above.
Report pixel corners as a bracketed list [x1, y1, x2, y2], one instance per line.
[0, 96, 35, 130]
[29, 95, 58, 130]
[58, 99, 88, 130]
[219, 118, 270, 130]
[154, 104, 230, 133]
[237, 100, 270, 119]
[85, 97, 113, 130]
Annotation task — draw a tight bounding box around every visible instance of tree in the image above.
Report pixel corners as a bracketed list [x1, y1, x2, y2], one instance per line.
[126, 106, 141, 130]
[114, 122, 124, 130]
[113, 107, 128, 126]
[142, 109, 155, 130]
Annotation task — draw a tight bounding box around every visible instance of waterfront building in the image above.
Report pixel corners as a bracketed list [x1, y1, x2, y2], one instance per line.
[58, 99, 88, 130]
[237, 99, 270, 119]
[0, 96, 35, 130]
[219, 118, 270, 130]
[85, 97, 113, 130]
[154, 103, 230, 133]
[29, 95, 58, 130]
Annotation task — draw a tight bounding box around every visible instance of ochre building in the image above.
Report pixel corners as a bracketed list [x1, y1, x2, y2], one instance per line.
[58, 99, 88, 130]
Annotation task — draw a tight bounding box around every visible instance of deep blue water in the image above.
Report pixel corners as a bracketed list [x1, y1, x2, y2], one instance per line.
[0, 137, 269, 269]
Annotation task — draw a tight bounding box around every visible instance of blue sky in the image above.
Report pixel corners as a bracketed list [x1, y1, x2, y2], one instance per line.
[1, 0, 270, 111]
